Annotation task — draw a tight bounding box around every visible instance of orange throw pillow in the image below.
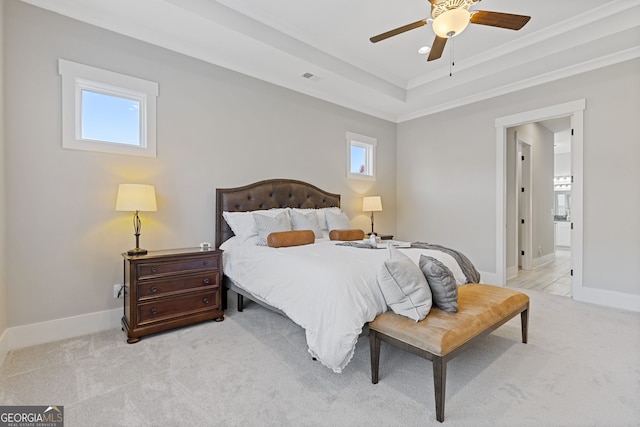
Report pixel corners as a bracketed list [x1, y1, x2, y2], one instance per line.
[329, 229, 365, 241]
[267, 230, 315, 248]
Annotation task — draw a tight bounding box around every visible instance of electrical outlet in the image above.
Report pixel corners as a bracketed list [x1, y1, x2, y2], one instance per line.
[113, 284, 123, 299]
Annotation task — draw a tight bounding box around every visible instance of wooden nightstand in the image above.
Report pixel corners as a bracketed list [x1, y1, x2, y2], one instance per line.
[122, 247, 223, 343]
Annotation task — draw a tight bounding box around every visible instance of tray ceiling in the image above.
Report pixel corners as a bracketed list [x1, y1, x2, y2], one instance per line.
[21, 0, 640, 122]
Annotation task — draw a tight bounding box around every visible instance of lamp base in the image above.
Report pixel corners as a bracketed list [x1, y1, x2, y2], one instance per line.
[127, 248, 148, 256]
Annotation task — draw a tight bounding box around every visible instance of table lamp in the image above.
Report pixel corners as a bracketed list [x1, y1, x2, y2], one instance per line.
[116, 184, 157, 255]
[362, 196, 382, 235]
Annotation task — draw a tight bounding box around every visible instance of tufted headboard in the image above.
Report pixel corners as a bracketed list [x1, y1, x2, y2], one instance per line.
[215, 179, 341, 248]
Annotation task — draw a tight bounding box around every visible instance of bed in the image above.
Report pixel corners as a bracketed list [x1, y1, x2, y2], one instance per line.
[215, 179, 342, 316]
[215, 179, 477, 373]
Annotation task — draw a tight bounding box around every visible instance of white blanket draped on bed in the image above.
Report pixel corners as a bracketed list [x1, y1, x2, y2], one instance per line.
[220, 237, 469, 373]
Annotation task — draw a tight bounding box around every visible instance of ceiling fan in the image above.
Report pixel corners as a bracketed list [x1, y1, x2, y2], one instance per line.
[370, 0, 531, 62]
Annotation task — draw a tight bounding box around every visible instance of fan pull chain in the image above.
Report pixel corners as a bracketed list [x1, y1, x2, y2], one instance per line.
[449, 36, 455, 77]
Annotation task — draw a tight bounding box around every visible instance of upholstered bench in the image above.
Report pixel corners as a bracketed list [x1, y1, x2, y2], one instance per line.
[369, 283, 530, 423]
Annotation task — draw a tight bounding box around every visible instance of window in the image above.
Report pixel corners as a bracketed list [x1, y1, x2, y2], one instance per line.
[346, 131, 377, 180]
[81, 89, 140, 145]
[58, 59, 158, 157]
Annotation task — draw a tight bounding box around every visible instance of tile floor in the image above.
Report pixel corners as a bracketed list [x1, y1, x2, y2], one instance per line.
[506, 249, 571, 297]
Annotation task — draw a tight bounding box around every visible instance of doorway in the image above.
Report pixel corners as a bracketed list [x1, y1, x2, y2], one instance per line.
[495, 99, 585, 300]
[507, 119, 573, 296]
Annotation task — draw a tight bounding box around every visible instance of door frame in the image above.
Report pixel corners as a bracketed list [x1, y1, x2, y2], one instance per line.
[495, 99, 584, 300]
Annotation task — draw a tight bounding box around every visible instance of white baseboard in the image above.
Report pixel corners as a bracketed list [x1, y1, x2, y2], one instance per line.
[575, 287, 640, 313]
[1, 284, 635, 367]
[4, 308, 121, 352]
[481, 269, 639, 312]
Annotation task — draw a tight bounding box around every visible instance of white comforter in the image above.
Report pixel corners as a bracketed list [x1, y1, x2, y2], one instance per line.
[220, 237, 467, 373]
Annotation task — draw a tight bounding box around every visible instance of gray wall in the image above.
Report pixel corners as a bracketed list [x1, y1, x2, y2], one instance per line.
[398, 58, 640, 296]
[3, 1, 396, 328]
[396, 102, 497, 272]
[0, 1, 8, 341]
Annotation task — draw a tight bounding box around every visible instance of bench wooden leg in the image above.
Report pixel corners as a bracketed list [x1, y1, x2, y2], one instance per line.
[433, 356, 446, 423]
[370, 329, 380, 384]
[521, 307, 529, 344]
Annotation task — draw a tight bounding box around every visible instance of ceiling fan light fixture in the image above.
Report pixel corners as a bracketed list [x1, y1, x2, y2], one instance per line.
[432, 8, 470, 38]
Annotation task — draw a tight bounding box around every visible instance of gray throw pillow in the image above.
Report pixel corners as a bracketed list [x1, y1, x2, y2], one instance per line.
[377, 245, 432, 321]
[419, 255, 458, 313]
[252, 211, 292, 246]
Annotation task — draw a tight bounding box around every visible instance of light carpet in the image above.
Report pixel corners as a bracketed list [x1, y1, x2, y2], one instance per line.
[1, 288, 639, 426]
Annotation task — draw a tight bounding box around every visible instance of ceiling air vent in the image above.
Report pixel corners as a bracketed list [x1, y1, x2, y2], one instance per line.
[301, 72, 320, 82]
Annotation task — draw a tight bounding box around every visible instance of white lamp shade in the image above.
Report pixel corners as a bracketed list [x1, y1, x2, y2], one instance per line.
[432, 8, 471, 38]
[362, 196, 383, 212]
[115, 184, 157, 212]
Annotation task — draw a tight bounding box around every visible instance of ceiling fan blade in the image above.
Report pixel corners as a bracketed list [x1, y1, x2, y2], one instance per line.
[427, 36, 447, 61]
[470, 11, 531, 30]
[370, 19, 427, 43]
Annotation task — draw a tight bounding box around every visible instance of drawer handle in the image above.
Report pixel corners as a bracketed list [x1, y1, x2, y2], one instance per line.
[150, 308, 158, 315]
[202, 261, 208, 266]
[151, 267, 158, 273]
[202, 297, 210, 304]
[203, 278, 210, 285]
[150, 286, 158, 293]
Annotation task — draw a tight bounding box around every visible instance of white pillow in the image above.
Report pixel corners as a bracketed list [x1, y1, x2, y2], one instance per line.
[222, 211, 256, 240]
[377, 245, 432, 321]
[325, 210, 351, 231]
[290, 210, 322, 238]
[290, 207, 340, 232]
[318, 207, 341, 231]
[223, 208, 288, 241]
[253, 211, 292, 246]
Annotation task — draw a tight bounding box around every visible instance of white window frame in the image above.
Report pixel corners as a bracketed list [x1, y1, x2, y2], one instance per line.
[58, 59, 158, 157]
[346, 131, 377, 181]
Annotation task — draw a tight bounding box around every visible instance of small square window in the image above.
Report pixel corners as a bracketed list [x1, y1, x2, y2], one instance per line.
[347, 132, 377, 180]
[59, 59, 158, 157]
[81, 90, 141, 146]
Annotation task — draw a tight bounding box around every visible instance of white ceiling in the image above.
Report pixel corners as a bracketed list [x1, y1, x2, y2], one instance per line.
[21, 0, 640, 123]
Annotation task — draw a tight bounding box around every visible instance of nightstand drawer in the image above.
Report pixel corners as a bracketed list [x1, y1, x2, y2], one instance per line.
[137, 291, 219, 325]
[137, 257, 219, 279]
[137, 272, 220, 301]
